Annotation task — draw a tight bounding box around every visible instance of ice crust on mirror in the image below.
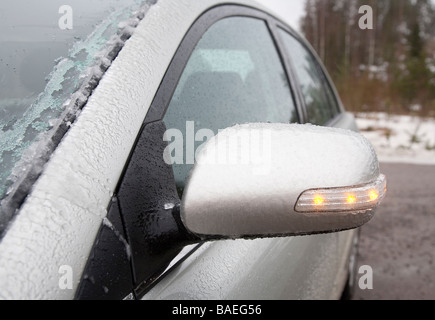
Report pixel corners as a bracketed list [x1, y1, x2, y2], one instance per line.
[182, 123, 380, 237]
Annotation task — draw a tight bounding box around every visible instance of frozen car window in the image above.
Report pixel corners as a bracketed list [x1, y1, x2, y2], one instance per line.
[163, 17, 297, 196]
[0, 0, 145, 201]
[278, 29, 335, 125]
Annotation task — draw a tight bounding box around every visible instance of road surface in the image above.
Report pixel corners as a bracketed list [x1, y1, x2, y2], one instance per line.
[353, 163, 435, 300]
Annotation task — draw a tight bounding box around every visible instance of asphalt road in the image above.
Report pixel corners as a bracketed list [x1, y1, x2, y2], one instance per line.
[353, 163, 435, 300]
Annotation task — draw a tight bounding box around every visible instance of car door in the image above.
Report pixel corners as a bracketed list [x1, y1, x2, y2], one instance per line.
[276, 25, 361, 296]
[139, 6, 355, 300]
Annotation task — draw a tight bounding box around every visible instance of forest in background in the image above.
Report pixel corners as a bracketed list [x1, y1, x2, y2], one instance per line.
[300, 0, 435, 116]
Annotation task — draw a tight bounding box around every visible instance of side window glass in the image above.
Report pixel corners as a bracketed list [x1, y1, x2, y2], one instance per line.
[163, 17, 297, 195]
[278, 29, 336, 125]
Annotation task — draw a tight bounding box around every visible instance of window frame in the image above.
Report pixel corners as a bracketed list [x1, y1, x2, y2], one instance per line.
[273, 24, 345, 126]
[144, 4, 303, 124]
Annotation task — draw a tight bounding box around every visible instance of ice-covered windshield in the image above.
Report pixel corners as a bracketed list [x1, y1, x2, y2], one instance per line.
[0, 0, 145, 201]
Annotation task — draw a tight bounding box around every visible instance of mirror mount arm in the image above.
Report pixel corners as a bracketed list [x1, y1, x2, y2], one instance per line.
[171, 204, 232, 243]
[171, 204, 203, 245]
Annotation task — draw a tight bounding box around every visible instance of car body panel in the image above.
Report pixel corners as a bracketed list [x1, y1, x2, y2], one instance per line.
[0, 0, 363, 299]
[143, 234, 351, 300]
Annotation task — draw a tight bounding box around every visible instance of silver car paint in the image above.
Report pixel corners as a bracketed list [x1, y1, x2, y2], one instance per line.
[0, 0, 363, 299]
[182, 123, 379, 237]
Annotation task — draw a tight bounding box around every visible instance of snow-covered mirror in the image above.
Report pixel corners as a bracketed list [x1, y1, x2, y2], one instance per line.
[181, 123, 386, 239]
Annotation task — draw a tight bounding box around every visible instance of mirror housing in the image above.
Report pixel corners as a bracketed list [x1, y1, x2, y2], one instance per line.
[181, 123, 386, 239]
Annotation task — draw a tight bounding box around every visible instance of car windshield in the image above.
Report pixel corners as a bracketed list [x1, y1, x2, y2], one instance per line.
[0, 0, 145, 202]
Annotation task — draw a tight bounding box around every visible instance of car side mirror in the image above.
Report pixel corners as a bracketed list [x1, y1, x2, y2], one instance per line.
[180, 123, 386, 239]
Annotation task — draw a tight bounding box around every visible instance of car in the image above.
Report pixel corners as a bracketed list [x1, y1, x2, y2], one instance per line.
[0, 0, 386, 300]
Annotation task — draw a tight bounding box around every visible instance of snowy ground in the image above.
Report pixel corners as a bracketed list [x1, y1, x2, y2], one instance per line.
[355, 112, 435, 165]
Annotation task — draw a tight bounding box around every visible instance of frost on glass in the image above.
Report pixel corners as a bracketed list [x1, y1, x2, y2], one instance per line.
[0, 0, 147, 203]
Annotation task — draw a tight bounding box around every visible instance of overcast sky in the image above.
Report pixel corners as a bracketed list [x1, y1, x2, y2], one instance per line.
[255, 0, 306, 31]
